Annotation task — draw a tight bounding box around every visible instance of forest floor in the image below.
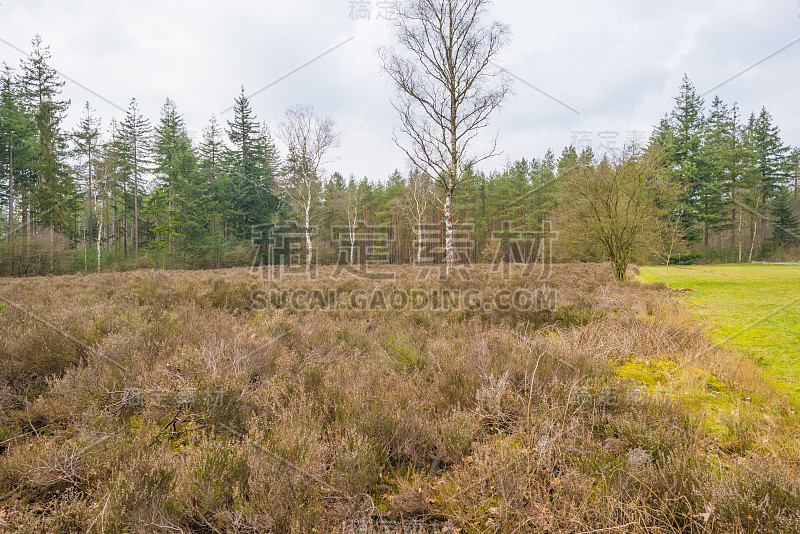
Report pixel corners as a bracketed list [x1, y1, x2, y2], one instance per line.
[1, 264, 800, 532]
[638, 264, 800, 401]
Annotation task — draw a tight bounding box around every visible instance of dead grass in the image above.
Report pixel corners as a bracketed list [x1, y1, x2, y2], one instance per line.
[0, 264, 798, 532]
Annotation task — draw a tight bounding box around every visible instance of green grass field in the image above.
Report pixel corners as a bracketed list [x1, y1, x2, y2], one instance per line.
[638, 264, 800, 394]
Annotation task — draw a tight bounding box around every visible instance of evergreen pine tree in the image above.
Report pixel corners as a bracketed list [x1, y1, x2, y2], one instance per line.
[120, 97, 152, 260]
[698, 96, 733, 246]
[19, 35, 75, 245]
[225, 88, 276, 235]
[71, 102, 101, 257]
[0, 62, 36, 274]
[153, 98, 194, 254]
[771, 186, 799, 246]
[665, 75, 705, 242]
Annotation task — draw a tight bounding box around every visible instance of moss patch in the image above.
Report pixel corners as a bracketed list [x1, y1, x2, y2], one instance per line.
[614, 358, 753, 441]
[615, 358, 678, 387]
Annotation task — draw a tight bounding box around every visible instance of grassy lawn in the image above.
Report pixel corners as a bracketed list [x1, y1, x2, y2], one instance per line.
[638, 263, 800, 394]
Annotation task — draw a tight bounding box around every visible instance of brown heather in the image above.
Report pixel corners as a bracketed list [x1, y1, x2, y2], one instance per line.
[0, 264, 798, 533]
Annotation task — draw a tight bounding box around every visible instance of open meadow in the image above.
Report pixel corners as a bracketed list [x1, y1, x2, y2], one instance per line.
[639, 264, 800, 399]
[1, 264, 800, 533]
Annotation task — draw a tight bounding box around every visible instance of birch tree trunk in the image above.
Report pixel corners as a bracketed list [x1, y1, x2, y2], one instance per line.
[748, 217, 757, 263]
[738, 206, 743, 263]
[416, 214, 423, 265]
[97, 220, 102, 273]
[349, 218, 357, 266]
[305, 196, 312, 271]
[381, 0, 509, 280]
[444, 188, 454, 279]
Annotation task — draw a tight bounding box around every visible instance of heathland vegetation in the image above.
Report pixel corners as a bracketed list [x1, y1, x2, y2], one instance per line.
[2, 265, 800, 532]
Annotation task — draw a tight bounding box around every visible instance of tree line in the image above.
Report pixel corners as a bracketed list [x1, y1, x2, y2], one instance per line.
[651, 76, 799, 262]
[0, 37, 797, 277]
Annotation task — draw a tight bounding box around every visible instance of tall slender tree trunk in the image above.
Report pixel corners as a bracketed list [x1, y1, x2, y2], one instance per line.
[748, 216, 757, 263]
[112, 186, 118, 256]
[134, 146, 139, 262]
[417, 214, 423, 264]
[729, 207, 736, 260]
[104, 187, 109, 252]
[7, 143, 13, 275]
[21, 189, 28, 257]
[168, 186, 173, 254]
[97, 219, 102, 273]
[444, 188, 454, 279]
[349, 219, 356, 266]
[49, 225, 54, 272]
[87, 141, 93, 258]
[305, 197, 312, 271]
[737, 206, 743, 263]
[122, 180, 128, 257]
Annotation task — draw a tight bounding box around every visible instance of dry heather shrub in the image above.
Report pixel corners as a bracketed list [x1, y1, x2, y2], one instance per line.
[105, 448, 183, 532]
[388, 475, 434, 518]
[1, 264, 799, 532]
[697, 454, 800, 532]
[330, 430, 386, 495]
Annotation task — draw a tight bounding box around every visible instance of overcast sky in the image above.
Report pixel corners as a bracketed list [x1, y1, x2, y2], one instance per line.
[1, 0, 798, 181]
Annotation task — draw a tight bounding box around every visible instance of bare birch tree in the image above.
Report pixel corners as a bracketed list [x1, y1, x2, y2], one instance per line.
[380, 0, 510, 279]
[95, 150, 114, 273]
[341, 177, 363, 266]
[398, 170, 434, 264]
[276, 106, 338, 271]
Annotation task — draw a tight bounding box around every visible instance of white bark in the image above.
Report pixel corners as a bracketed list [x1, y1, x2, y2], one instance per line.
[349, 216, 357, 266]
[381, 0, 510, 279]
[748, 218, 757, 263]
[97, 220, 102, 273]
[305, 197, 312, 271]
[416, 212, 424, 264]
[398, 171, 432, 265]
[444, 190, 454, 279]
[276, 106, 339, 272]
[738, 206, 743, 263]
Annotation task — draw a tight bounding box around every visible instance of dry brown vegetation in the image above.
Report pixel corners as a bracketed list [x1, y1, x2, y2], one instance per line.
[0, 264, 799, 533]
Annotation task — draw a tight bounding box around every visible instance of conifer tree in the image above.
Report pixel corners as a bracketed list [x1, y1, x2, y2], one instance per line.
[120, 97, 151, 260]
[72, 102, 101, 255]
[0, 62, 35, 274]
[153, 98, 194, 254]
[771, 186, 799, 247]
[225, 88, 277, 236]
[19, 35, 74, 243]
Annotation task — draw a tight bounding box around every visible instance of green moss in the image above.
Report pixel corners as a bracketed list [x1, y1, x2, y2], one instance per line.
[683, 366, 728, 393]
[615, 359, 678, 387]
[614, 358, 756, 443]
